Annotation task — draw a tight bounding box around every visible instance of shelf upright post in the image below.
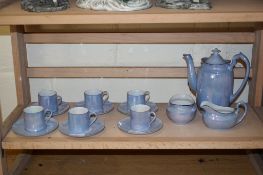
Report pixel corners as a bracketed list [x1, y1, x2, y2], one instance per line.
[249, 29, 263, 107]
[10, 25, 31, 106]
[0, 104, 8, 175]
[0, 25, 32, 175]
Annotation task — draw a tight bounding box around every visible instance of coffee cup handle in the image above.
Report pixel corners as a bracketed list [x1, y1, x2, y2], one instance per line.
[88, 113, 97, 127]
[44, 109, 53, 123]
[102, 91, 109, 103]
[145, 91, 150, 103]
[149, 112, 156, 126]
[57, 95, 62, 106]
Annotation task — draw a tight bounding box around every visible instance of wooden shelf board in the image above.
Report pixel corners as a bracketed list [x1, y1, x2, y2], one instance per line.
[26, 67, 252, 78]
[24, 32, 256, 44]
[1, 0, 263, 25]
[16, 154, 258, 175]
[2, 103, 263, 149]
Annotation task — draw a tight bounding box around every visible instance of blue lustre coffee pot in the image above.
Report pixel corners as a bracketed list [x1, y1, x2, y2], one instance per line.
[183, 48, 250, 107]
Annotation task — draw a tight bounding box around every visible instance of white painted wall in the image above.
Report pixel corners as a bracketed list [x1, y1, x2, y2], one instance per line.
[28, 44, 252, 104]
[0, 34, 252, 120]
[0, 36, 17, 118]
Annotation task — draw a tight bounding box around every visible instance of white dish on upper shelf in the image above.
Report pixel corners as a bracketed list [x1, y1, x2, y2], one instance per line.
[76, 0, 152, 11]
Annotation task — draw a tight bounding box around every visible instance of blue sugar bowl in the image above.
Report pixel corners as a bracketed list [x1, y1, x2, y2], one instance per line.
[166, 94, 197, 125]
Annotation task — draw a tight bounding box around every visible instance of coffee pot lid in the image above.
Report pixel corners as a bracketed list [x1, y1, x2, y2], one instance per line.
[204, 48, 227, 64]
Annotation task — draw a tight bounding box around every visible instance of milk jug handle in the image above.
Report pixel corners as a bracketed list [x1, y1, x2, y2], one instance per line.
[229, 53, 250, 104]
[235, 101, 247, 125]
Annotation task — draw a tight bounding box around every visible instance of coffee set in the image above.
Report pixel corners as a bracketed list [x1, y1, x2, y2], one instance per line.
[182, 48, 250, 128]
[12, 49, 250, 137]
[12, 89, 162, 137]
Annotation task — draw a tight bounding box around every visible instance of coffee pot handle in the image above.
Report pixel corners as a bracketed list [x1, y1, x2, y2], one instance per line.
[234, 101, 247, 125]
[229, 53, 250, 104]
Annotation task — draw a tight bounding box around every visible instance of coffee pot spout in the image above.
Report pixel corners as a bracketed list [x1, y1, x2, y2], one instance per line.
[183, 54, 197, 93]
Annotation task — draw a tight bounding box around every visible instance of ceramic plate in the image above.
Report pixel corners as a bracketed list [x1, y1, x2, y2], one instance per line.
[32, 101, 70, 116]
[12, 118, 58, 137]
[117, 117, 163, 135]
[155, 0, 211, 10]
[21, 0, 70, 12]
[74, 101, 114, 115]
[76, 0, 152, 12]
[59, 120, 105, 137]
[117, 101, 158, 115]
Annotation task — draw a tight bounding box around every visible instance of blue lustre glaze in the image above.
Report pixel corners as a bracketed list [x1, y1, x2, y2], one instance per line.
[183, 48, 250, 107]
[200, 101, 247, 129]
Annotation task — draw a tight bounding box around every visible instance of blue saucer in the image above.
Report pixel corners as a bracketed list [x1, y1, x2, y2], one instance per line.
[74, 101, 114, 115]
[12, 118, 58, 137]
[59, 120, 105, 137]
[117, 117, 163, 135]
[32, 101, 70, 116]
[117, 101, 158, 115]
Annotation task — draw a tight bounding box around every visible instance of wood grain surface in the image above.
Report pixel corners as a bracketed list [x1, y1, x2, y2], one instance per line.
[26, 67, 252, 79]
[0, 26, 9, 35]
[1, 0, 263, 25]
[249, 30, 263, 107]
[14, 153, 258, 175]
[2, 104, 263, 149]
[10, 26, 31, 106]
[24, 32, 255, 44]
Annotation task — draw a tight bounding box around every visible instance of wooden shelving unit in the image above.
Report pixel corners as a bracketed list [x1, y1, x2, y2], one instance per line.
[0, 0, 263, 174]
